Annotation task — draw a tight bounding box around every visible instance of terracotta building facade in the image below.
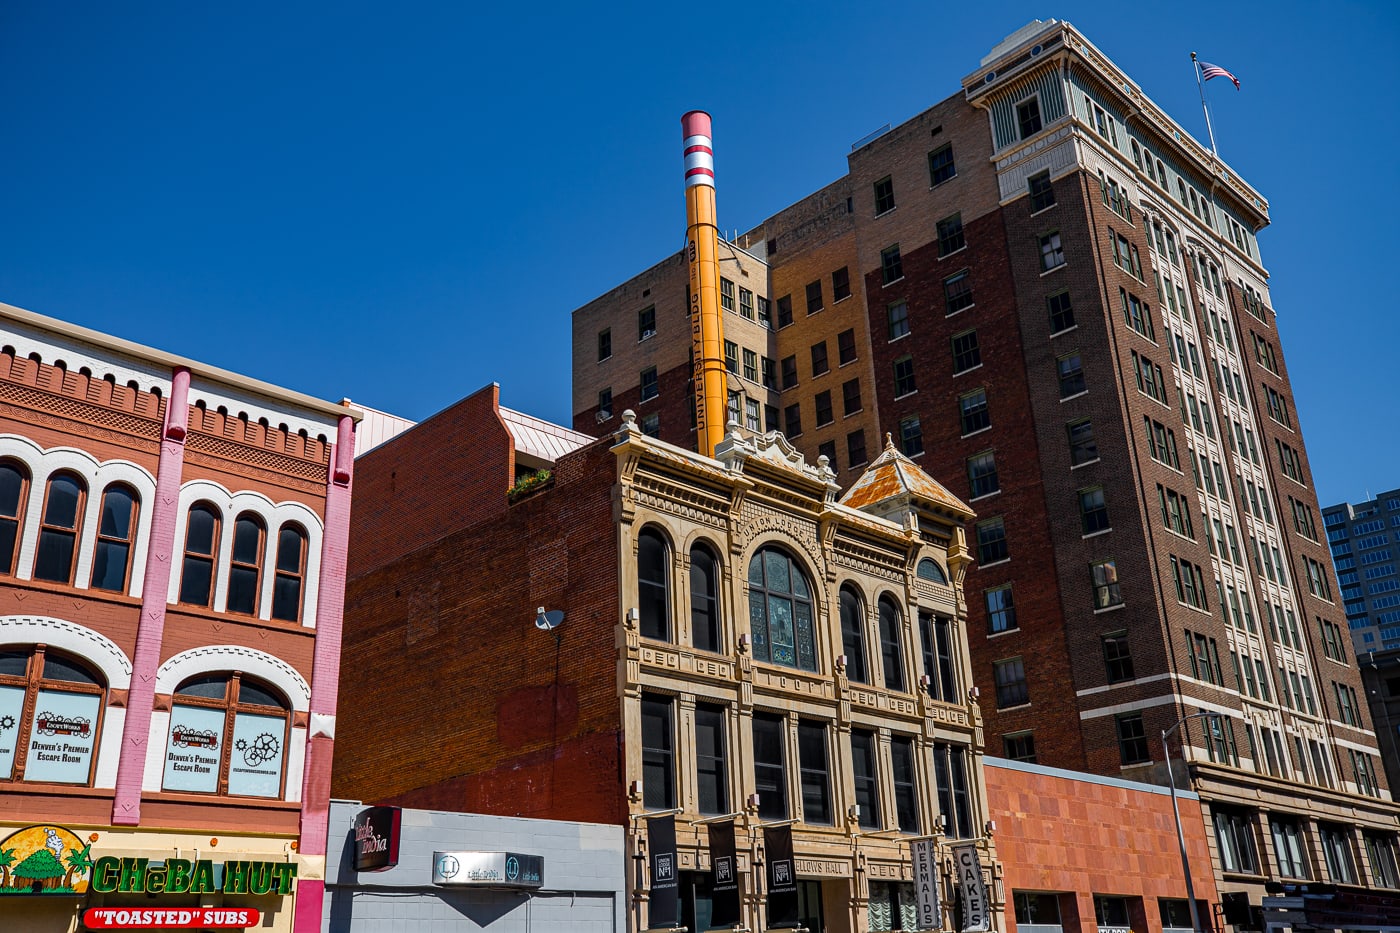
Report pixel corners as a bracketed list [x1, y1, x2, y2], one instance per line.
[567, 19, 1400, 916]
[0, 301, 356, 933]
[335, 385, 1002, 933]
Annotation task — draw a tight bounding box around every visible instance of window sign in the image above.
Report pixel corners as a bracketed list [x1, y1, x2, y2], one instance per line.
[24, 690, 100, 783]
[228, 712, 284, 797]
[0, 684, 24, 779]
[164, 705, 225, 793]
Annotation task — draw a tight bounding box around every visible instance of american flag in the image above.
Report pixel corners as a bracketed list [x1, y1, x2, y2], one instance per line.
[1199, 61, 1240, 90]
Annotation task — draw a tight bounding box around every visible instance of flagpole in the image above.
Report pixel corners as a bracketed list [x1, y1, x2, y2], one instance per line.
[1190, 51, 1220, 159]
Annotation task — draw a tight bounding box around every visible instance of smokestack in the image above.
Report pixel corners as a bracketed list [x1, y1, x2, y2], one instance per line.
[682, 110, 727, 458]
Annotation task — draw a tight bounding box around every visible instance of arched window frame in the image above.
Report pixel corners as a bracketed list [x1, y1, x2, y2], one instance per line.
[839, 585, 869, 683]
[0, 459, 30, 576]
[916, 557, 948, 585]
[225, 512, 265, 616]
[162, 671, 290, 799]
[746, 545, 818, 672]
[637, 526, 671, 642]
[0, 645, 105, 786]
[90, 483, 139, 593]
[878, 595, 907, 692]
[178, 503, 221, 607]
[688, 540, 721, 653]
[271, 523, 308, 623]
[33, 472, 86, 585]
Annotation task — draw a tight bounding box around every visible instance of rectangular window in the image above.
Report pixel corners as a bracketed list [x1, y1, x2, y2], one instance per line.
[995, 657, 1028, 708]
[929, 144, 956, 185]
[1365, 832, 1400, 889]
[798, 720, 830, 825]
[1017, 97, 1042, 138]
[937, 213, 965, 256]
[811, 341, 829, 377]
[638, 306, 656, 341]
[1068, 418, 1098, 465]
[1047, 290, 1074, 332]
[837, 329, 857, 365]
[944, 270, 974, 313]
[881, 244, 903, 284]
[1159, 486, 1195, 538]
[842, 378, 862, 416]
[1116, 713, 1149, 764]
[893, 357, 916, 398]
[761, 356, 777, 390]
[1057, 353, 1085, 398]
[850, 730, 880, 829]
[832, 267, 851, 302]
[891, 737, 919, 833]
[742, 348, 758, 382]
[641, 695, 675, 809]
[757, 295, 771, 326]
[695, 704, 728, 815]
[1172, 557, 1209, 610]
[1304, 556, 1332, 600]
[847, 430, 868, 468]
[1092, 559, 1122, 609]
[952, 330, 981, 373]
[960, 389, 990, 435]
[1120, 288, 1155, 339]
[1132, 351, 1167, 403]
[1320, 823, 1357, 884]
[597, 328, 612, 361]
[784, 404, 802, 438]
[723, 340, 738, 375]
[1144, 418, 1180, 468]
[1003, 733, 1036, 763]
[719, 278, 735, 312]
[986, 585, 1016, 633]
[1215, 807, 1261, 874]
[933, 744, 973, 838]
[752, 713, 788, 820]
[968, 451, 999, 499]
[900, 416, 923, 456]
[977, 517, 1008, 565]
[1264, 385, 1291, 427]
[805, 280, 824, 315]
[887, 300, 910, 340]
[641, 412, 660, 437]
[781, 355, 798, 389]
[1028, 170, 1054, 212]
[1079, 487, 1110, 534]
[745, 397, 761, 432]
[1103, 631, 1134, 682]
[739, 287, 754, 319]
[874, 176, 895, 215]
[777, 295, 793, 328]
[1039, 231, 1065, 271]
[640, 367, 659, 402]
[815, 391, 833, 426]
[597, 388, 612, 418]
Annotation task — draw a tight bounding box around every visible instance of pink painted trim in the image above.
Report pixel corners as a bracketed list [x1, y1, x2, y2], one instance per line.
[292, 414, 354, 933]
[111, 366, 190, 825]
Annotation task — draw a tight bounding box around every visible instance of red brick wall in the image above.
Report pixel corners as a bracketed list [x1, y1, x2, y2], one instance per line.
[334, 429, 627, 825]
[987, 760, 1220, 933]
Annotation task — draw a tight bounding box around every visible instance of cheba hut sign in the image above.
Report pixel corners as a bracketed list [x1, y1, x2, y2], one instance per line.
[0, 825, 93, 895]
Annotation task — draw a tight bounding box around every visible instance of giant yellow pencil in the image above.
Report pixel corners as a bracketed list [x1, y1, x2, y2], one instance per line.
[682, 110, 727, 458]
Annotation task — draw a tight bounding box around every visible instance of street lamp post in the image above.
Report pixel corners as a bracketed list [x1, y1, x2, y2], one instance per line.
[1163, 710, 1222, 933]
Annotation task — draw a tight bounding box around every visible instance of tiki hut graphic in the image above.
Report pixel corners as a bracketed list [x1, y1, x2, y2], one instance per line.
[0, 825, 91, 894]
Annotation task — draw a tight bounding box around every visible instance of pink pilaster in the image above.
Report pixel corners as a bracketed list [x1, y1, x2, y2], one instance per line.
[112, 366, 190, 825]
[293, 413, 354, 933]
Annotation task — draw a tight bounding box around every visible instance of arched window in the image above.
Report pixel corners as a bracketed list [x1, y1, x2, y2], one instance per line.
[747, 547, 816, 671]
[271, 524, 307, 623]
[690, 543, 720, 652]
[0, 461, 30, 576]
[916, 558, 948, 584]
[91, 484, 139, 592]
[878, 596, 906, 692]
[33, 473, 85, 584]
[226, 513, 265, 615]
[178, 504, 220, 607]
[162, 672, 289, 798]
[839, 586, 868, 683]
[637, 528, 670, 641]
[0, 646, 105, 785]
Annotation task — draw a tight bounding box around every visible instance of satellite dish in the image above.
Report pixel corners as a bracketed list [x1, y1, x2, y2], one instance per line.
[535, 608, 564, 632]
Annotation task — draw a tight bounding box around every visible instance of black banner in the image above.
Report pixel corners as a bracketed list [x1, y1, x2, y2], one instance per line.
[352, 806, 401, 873]
[764, 825, 799, 928]
[708, 820, 741, 927]
[648, 814, 680, 929]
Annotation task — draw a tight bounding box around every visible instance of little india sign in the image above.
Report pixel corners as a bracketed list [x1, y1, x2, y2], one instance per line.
[83, 908, 260, 929]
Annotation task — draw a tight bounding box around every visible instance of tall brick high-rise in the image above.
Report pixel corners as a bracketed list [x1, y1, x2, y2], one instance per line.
[570, 19, 1400, 911]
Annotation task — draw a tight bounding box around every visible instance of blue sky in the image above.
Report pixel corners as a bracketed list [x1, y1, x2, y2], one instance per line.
[2, 2, 1395, 507]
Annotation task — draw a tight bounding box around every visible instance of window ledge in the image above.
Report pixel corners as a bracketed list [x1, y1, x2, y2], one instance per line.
[946, 304, 975, 318]
[970, 490, 1002, 504]
[597, 356, 612, 364]
[1060, 390, 1089, 403]
[888, 332, 911, 344]
[979, 557, 1010, 568]
[939, 246, 968, 261]
[929, 174, 958, 190]
[875, 207, 897, 220]
[1049, 324, 1078, 338]
[893, 390, 918, 402]
[1094, 603, 1126, 614]
[1029, 203, 1057, 218]
[988, 627, 1020, 639]
[1040, 263, 1067, 277]
[953, 363, 984, 378]
[961, 425, 991, 440]
[883, 276, 905, 288]
[839, 358, 859, 369]
[1082, 528, 1113, 539]
[1070, 457, 1101, 470]
[145, 790, 300, 809]
[998, 702, 1032, 712]
[833, 295, 853, 305]
[843, 409, 863, 419]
